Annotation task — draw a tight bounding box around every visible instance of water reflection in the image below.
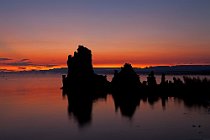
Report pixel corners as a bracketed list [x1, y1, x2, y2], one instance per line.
[145, 96, 210, 110]
[62, 88, 210, 128]
[112, 93, 140, 118]
[63, 88, 107, 128]
[174, 96, 210, 108]
[67, 94, 93, 127]
[1, 74, 210, 140]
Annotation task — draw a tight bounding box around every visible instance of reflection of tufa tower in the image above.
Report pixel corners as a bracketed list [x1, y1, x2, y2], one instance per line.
[67, 45, 94, 78]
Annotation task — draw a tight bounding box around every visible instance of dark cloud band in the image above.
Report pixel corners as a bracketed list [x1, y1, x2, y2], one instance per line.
[0, 57, 12, 61]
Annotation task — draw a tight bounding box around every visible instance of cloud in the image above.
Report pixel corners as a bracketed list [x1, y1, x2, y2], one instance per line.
[0, 57, 12, 61]
[5, 59, 58, 68]
[18, 67, 26, 70]
[2, 58, 58, 70]
[20, 59, 30, 62]
[6, 61, 33, 66]
[5, 58, 32, 66]
[40, 64, 58, 68]
[0, 69, 8, 72]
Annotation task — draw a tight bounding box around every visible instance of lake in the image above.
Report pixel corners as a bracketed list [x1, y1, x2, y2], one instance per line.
[0, 73, 210, 140]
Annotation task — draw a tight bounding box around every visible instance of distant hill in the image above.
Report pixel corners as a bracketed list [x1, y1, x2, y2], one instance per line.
[1, 65, 210, 75]
[135, 65, 210, 75]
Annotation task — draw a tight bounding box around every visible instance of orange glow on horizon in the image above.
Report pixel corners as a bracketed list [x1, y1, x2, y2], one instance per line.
[0, 63, 180, 72]
[1, 62, 210, 72]
[1, 42, 210, 72]
[0, 65, 66, 72]
[93, 63, 171, 68]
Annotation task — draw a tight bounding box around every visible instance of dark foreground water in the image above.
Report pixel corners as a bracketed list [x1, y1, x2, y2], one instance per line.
[0, 73, 210, 140]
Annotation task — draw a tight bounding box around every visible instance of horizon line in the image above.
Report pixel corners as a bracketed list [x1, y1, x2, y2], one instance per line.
[1, 64, 210, 73]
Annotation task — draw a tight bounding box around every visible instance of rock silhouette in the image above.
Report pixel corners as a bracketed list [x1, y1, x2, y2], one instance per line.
[67, 45, 93, 78]
[62, 45, 210, 96]
[62, 45, 109, 93]
[110, 63, 141, 118]
[111, 63, 141, 93]
[62, 45, 109, 127]
[62, 45, 210, 98]
[147, 71, 157, 87]
[61, 45, 210, 124]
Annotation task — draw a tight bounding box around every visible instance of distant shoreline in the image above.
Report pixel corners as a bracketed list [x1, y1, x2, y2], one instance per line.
[1, 65, 210, 75]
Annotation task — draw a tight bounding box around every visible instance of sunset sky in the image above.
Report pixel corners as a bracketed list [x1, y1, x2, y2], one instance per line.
[0, 0, 210, 71]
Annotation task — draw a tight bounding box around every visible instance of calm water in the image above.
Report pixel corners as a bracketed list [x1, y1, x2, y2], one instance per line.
[0, 73, 210, 140]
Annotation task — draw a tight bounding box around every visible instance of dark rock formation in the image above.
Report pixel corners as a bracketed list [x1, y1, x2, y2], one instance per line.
[60, 45, 210, 125]
[111, 63, 141, 93]
[62, 45, 109, 93]
[62, 45, 109, 127]
[147, 71, 157, 87]
[67, 45, 93, 78]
